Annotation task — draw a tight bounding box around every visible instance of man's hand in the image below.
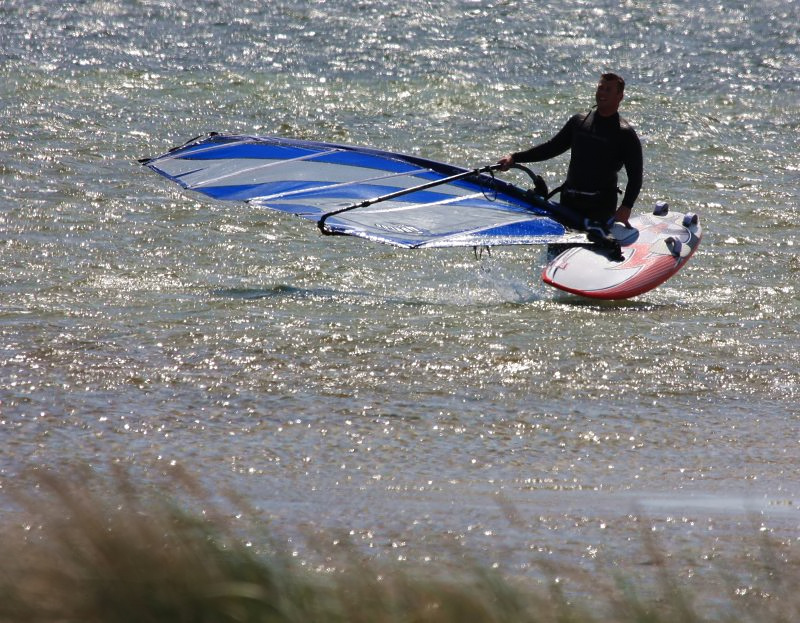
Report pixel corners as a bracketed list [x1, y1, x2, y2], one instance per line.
[496, 154, 514, 171]
[614, 204, 632, 226]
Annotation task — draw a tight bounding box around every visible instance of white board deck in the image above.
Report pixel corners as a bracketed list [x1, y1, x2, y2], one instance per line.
[542, 208, 702, 300]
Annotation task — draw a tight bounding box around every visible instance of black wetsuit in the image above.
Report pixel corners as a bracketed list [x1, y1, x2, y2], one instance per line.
[512, 110, 643, 225]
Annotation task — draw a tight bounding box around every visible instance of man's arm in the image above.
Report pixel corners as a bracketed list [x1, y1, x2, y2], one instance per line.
[497, 114, 579, 171]
[615, 128, 643, 225]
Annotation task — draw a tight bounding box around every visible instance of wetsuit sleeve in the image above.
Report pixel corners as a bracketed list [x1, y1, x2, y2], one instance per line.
[511, 114, 579, 163]
[620, 127, 643, 208]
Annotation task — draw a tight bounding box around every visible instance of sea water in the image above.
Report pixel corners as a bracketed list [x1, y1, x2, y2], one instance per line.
[1, 0, 799, 590]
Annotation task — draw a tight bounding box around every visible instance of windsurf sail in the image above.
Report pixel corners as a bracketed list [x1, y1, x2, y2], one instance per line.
[141, 134, 584, 249]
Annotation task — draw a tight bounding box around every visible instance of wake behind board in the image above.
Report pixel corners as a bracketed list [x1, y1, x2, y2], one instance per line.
[542, 204, 702, 300]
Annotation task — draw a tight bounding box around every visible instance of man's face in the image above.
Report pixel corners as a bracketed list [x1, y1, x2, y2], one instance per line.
[595, 79, 624, 112]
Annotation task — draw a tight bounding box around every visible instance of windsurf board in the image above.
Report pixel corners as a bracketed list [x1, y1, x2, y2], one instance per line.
[542, 204, 702, 300]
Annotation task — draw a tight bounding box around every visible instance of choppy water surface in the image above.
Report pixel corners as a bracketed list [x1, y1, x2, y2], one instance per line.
[2, 0, 799, 592]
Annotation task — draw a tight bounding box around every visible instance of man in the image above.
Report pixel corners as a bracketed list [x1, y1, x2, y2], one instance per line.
[497, 73, 642, 233]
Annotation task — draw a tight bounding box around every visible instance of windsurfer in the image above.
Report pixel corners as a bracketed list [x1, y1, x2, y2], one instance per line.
[497, 73, 642, 232]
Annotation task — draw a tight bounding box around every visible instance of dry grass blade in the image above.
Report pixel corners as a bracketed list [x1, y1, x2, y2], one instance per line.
[0, 467, 798, 623]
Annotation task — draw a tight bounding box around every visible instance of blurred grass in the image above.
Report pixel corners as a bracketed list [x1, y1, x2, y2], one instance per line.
[0, 466, 797, 623]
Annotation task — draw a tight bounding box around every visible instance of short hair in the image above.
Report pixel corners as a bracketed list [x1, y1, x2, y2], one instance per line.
[600, 72, 625, 93]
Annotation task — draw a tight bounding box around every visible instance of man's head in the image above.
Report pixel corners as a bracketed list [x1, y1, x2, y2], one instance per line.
[595, 73, 625, 116]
